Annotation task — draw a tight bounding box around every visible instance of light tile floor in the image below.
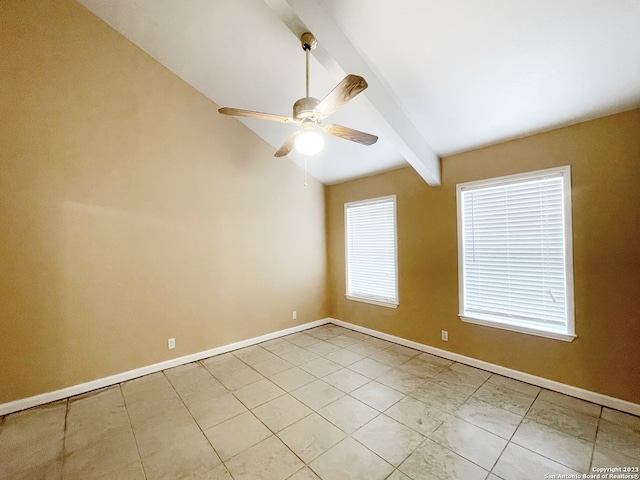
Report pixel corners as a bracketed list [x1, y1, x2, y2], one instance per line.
[1, 324, 639, 479]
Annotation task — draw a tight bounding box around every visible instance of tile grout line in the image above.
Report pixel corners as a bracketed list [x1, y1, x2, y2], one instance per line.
[488, 387, 543, 476]
[118, 382, 149, 480]
[160, 369, 233, 479]
[60, 397, 69, 478]
[589, 408, 604, 471]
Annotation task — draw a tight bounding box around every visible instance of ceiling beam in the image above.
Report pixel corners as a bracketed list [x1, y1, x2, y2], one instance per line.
[263, 0, 441, 186]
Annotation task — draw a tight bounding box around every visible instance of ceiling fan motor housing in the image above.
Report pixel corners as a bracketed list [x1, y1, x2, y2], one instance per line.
[293, 97, 321, 122]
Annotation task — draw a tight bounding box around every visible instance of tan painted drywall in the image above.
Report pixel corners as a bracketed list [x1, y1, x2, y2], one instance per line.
[327, 109, 640, 404]
[0, 0, 327, 403]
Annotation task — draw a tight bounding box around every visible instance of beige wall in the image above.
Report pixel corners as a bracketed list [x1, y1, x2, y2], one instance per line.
[327, 109, 640, 404]
[0, 0, 327, 403]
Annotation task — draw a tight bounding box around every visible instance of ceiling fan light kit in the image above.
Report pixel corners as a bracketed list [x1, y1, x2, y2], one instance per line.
[218, 32, 378, 158]
[295, 128, 324, 155]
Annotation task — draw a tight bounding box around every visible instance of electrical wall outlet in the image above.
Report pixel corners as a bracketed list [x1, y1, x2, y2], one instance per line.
[441, 330, 448, 341]
[168, 338, 176, 350]
[292, 311, 297, 320]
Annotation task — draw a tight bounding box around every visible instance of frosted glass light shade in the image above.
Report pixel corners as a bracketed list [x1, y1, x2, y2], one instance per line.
[295, 130, 324, 155]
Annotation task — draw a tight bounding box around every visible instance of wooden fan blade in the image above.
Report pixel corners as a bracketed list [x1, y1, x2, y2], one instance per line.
[274, 131, 300, 157]
[324, 124, 378, 146]
[218, 107, 292, 123]
[314, 75, 368, 118]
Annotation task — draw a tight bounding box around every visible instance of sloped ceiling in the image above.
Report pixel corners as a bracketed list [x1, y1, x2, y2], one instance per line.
[77, 0, 640, 185]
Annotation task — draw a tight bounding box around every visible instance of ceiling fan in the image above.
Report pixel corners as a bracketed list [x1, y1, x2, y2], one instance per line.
[218, 32, 378, 157]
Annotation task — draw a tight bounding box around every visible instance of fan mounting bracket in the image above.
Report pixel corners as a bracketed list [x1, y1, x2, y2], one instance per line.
[293, 97, 321, 121]
[300, 32, 317, 52]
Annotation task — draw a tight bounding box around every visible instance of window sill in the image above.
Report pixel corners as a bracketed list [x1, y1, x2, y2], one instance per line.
[459, 315, 576, 342]
[346, 295, 398, 309]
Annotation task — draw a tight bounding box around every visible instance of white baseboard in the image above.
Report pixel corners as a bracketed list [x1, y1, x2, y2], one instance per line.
[3, 316, 638, 418]
[0, 318, 331, 416]
[329, 318, 640, 417]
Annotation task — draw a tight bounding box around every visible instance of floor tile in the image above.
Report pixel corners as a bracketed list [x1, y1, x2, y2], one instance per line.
[252, 394, 312, 432]
[165, 364, 227, 406]
[449, 363, 491, 380]
[591, 443, 640, 469]
[269, 367, 316, 392]
[526, 397, 599, 441]
[202, 353, 247, 376]
[537, 389, 601, 418]
[417, 352, 454, 368]
[596, 418, 640, 459]
[369, 348, 412, 367]
[397, 357, 447, 379]
[472, 382, 536, 416]
[306, 326, 340, 340]
[429, 417, 507, 470]
[431, 366, 487, 395]
[281, 347, 320, 365]
[377, 368, 428, 394]
[6, 460, 63, 480]
[278, 413, 346, 462]
[351, 381, 405, 411]
[299, 357, 342, 378]
[251, 356, 293, 377]
[492, 443, 581, 480]
[454, 397, 523, 439]
[204, 411, 271, 461]
[398, 438, 488, 480]
[65, 388, 130, 452]
[386, 396, 450, 436]
[259, 338, 298, 356]
[409, 381, 470, 413]
[347, 341, 388, 357]
[601, 407, 640, 431]
[63, 425, 140, 478]
[288, 467, 321, 479]
[121, 373, 184, 417]
[291, 380, 345, 410]
[364, 336, 394, 348]
[142, 440, 222, 480]
[233, 345, 277, 365]
[342, 330, 370, 341]
[353, 414, 425, 466]
[322, 368, 370, 393]
[233, 378, 285, 409]
[225, 436, 304, 480]
[324, 348, 364, 366]
[134, 410, 204, 457]
[213, 365, 264, 390]
[486, 374, 540, 397]
[386, 470, 413, 480]
[318, 395, 379, 433]
[164, 362, 214, 389]
[310, 437, 394, 480]
[327, 334, 361, 348]
[305, 340, 342, 356]
[285, 332, 320, 348]
[187, 392, 247, 430]
[89, 460, 146, 480]
[511, 418, 593, 472]
[386, 344, 421, 358]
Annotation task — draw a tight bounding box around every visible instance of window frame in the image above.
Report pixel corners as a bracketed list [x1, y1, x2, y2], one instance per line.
[456, 166, 576, 342]
[344, 195, 399, 309]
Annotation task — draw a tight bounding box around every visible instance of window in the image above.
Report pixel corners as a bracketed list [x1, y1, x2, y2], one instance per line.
[457, 166, 575, 341]
[345, 196, 398, 308]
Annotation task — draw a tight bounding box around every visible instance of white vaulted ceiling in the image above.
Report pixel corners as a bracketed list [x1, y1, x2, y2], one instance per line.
[77, 0, 640, 185]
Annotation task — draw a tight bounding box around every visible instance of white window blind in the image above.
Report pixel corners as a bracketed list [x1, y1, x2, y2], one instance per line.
[345, 196, 398, 308]
[457, 167, 575, 340]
